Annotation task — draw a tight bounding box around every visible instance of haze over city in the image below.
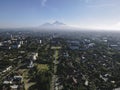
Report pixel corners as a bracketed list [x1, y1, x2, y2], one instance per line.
[0, 0, 120, 30]
[1, 0, 120, 90]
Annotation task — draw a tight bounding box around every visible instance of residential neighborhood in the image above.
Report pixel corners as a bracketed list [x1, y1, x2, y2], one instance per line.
[0, 30, 120, 90]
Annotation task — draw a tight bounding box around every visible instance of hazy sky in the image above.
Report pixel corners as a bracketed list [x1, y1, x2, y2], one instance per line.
[0, 0, 120, 30]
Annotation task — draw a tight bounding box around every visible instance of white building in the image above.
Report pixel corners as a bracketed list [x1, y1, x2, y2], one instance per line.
[31, 52, 38, 60]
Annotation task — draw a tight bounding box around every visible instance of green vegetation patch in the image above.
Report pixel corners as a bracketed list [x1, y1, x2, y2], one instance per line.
[53, 50, 59, 59]
[37, 64, 49, 72]
[51, 46, 61, 50]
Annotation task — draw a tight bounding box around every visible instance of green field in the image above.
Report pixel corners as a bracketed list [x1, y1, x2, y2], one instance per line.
[51, 46, 61, 50]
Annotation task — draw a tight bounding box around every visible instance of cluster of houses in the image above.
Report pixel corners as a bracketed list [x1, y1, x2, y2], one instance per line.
[1, 66, 12, 75]
[2, 72, 24, 90]
[50, 38, 61, 46]
[27, 52, 38, 68]
[67, 40, 80, 50]
[58, 50, 90, 88]
[65, 36, 120, 51]
[0, 36, 24, 50]
[99, 36, 120, 50]
[66, 39, 95, 50]
[56, 37, 120, 90]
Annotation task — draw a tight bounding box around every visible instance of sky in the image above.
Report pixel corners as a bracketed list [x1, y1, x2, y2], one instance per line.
[0, 0, 120, 30]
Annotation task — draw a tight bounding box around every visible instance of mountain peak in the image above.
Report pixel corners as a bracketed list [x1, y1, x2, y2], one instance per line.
[53, 21, 65, 25]
[41, 21, 66, 27]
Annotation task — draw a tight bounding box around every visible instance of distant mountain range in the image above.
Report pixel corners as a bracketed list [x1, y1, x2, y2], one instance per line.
[38, 21, 72, 30]
[41, 21, 66, 27]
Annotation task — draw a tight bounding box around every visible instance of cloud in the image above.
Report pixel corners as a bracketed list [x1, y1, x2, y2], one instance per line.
[79, 0, 115, 8]
[69, 21, 120, 31]
[80, 0, 94, 3]
[110, 22, 120, 30]
[87, 3, 115, 8]
[41, 0, 47, 7]
[116, 22, 120, 26]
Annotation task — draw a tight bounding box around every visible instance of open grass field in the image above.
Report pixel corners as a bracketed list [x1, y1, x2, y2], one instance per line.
[19, 69, 36, 90]
[51, 46, 61, 50]
[37, 64, 49, 72]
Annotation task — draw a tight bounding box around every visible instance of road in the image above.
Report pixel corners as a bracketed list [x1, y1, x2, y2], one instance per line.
[0, 63, 26, 82]
[51, 49, 60, 90]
